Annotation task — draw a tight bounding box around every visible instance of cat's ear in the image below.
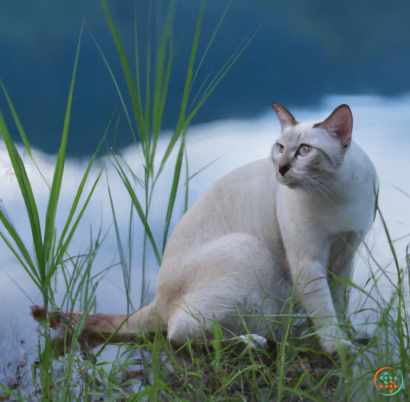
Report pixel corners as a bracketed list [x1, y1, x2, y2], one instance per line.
[313, 104, 353, 148]
[271, 103, 298, 131]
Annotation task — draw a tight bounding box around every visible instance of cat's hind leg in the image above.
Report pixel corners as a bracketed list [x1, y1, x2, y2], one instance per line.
[166, 304, 272, 355]
[164, 234, 284, 349]
[158, 233, 286, 354]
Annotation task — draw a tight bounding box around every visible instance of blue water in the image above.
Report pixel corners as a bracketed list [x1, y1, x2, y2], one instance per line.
[2, 1, 410, 155]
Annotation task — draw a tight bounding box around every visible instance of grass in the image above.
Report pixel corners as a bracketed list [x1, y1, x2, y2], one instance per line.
[0, 0, 409, 401]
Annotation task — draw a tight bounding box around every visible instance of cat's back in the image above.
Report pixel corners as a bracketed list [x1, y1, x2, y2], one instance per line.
[164, 157, 279, 256]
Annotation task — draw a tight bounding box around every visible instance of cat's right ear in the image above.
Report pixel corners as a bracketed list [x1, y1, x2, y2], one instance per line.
[271, 103, 298, 131]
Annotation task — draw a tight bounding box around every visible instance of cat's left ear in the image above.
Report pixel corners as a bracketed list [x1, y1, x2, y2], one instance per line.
[313, 104, 353, 148]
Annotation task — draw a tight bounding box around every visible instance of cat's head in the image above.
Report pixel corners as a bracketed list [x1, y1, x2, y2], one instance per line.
[271, 103, 353, 189]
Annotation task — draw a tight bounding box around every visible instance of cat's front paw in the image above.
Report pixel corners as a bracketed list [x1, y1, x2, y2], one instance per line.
[321, 337, 352, 356]
[317, 326, 352, 356]
[237, 334, 268, 349]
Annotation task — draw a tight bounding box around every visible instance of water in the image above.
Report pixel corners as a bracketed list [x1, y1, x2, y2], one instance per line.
[2, 1, 410, 155]
[0, 94, 409, 375]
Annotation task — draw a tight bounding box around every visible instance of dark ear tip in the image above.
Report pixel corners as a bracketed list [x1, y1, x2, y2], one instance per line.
[338, 104, 352, 112]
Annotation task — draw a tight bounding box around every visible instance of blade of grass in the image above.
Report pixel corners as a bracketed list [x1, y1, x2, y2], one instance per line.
[0, 80, 49, 187]
[101, 0, 146, 149]
[107, 178, 134, 316]
[184, 27, 260, 132]
[43, 19, 84, 297]
[144, 0, 152, 166]
[184, 146, 189, 212]
[150, 1, 176, 175]
[155, 23, 259, 188]
[190, 0, 233, 91]
[186, 147, 235, 183]
[0, 230, 40, 288]
[155, 0, 206, 179]
[52, 168, 103, 286]
[54, 109, 114, 268]
[0, 110, 44, 278]
[162, 135, 185, 253]
[89, 31, 141, 159]
[0, 203, 38, 277]
[110, 153, 161, 265]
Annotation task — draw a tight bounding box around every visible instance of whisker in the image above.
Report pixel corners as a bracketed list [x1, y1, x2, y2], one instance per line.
[310, 176, 345, 199]
[299, 179, 316, 196]
[304, 176, 337, 205]
[302, 180, 317, 196]
[305, 176, 335, 200]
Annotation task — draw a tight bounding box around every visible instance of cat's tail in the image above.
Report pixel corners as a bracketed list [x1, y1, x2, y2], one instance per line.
[31, 300, 165, 355]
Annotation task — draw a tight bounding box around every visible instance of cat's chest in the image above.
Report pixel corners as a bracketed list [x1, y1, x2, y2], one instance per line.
[317, 198, 373, 235]
[278, 190, 370, 236]
[314, 205, 358, 234]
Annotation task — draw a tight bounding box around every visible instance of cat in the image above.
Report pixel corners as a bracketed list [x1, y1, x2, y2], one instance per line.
[31, 103, 378, 356]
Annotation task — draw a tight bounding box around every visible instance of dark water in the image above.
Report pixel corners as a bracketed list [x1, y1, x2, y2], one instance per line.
[1, 0, 410, 156]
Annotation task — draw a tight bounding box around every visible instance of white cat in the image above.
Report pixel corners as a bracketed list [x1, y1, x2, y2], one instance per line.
[32, 103, 378, 356]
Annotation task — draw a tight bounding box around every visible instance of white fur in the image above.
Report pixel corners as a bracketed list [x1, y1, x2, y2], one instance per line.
[85, 106, 379, 356]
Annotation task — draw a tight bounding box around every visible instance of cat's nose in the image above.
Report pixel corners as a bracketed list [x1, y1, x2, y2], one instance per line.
[278, 163, 290, 176]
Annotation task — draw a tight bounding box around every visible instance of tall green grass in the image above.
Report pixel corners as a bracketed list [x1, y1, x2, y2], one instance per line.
[0, 0, 255, 400]
[0, 18, 110, 401]
[0, 0, 408, 401]
[99, 0, 257, 314]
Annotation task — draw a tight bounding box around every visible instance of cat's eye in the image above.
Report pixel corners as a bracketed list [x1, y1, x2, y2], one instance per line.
[277, 143, 284, 153]
[297, 145, 311, 156]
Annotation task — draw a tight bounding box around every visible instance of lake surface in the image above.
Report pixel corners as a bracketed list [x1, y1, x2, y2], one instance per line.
[1, 1, 410, 155]
[0, 94, 409, 373]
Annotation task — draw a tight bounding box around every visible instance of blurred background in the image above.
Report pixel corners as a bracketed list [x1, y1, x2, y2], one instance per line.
[2, 0, 410, 155]
[0, 0, 410, 379]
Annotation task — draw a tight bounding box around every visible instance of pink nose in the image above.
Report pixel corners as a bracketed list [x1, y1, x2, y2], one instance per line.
[278, 163, 290, 176]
